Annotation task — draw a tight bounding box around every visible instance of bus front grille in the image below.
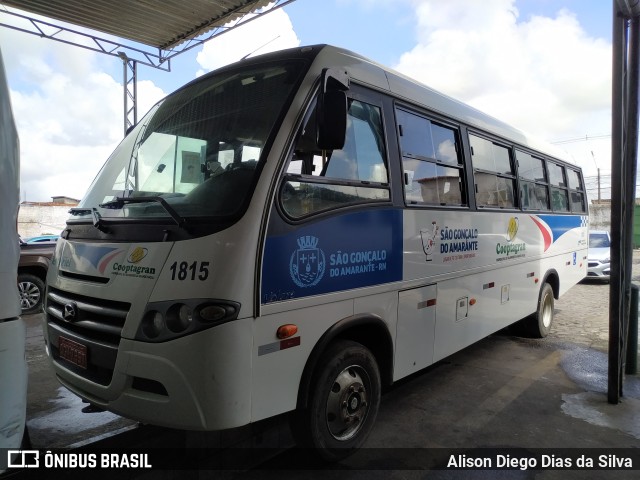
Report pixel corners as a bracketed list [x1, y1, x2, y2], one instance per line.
[46, 287, 130, 386]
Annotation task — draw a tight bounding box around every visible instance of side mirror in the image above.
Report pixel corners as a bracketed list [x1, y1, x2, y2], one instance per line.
[316, 68, 350, 150]
[317, 90, 347, 150]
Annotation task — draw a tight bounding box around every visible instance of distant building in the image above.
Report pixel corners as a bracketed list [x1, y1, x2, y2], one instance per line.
[18, 196, 80, 238]
[51, 196, 81, 205]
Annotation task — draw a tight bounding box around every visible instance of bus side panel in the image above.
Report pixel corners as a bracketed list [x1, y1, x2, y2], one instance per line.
[252, 290, 400, 422]
[403, 210, 544, 281]
[251, 300, 354, 422]
[261, 209, 403, 305]
[431, 241, 587, 364]
[535, 213, 589, 295]
[395, 284, 437, 379]
[402, 209, 587, 367]
[432, 264, 537, 363]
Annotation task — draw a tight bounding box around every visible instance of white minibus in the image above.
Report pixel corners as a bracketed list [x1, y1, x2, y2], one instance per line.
[43, 45, 588, 460]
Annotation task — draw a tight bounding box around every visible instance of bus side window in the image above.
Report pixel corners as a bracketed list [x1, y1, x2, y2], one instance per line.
[396, 108, 465, 206]
[470, 134, 516, 209]
[281, 98, 390, 219]
[322, 100, 387, 183]
[548, 162, 569, 212]
[567, 168, 586, 213]
[517, 149, 550, 211]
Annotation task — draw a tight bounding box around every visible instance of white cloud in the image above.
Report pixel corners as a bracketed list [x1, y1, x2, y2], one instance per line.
[1, 25, 167, 202]
[196, 7, 300, 73]
[394, 0, 611, 176]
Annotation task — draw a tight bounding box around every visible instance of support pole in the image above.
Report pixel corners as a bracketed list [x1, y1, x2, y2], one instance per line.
[622, 16, 640, 382]
[609, 2, 626, 404]
[610, 1, 640, 403]
[627, 284, 639, 375]
[119, 52, 138, 136]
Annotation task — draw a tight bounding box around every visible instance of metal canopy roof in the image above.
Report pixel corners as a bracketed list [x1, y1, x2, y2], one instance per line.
[0, 0, 297, 133]
[0, 0, 295, 69]
[2, 0, 274, 49]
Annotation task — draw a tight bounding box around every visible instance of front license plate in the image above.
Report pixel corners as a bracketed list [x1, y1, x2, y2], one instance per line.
[58, 336, 88, 369]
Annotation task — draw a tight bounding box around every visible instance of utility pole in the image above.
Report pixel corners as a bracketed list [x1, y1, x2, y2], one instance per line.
[598, 168, 601, 202]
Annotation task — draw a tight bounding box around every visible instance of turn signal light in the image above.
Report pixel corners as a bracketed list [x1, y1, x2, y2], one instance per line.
[277, 324, 298, 339]
[199, 305, 227, 322]
[469, 298, 476, 306]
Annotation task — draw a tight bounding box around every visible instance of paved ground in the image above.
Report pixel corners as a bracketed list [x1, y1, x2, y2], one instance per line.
[548, 250, 640, 355]
[550, 281, 611, 353]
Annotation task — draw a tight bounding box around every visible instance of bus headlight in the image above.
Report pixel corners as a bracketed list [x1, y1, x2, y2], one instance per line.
[136, 299, 240, 342]
[166, 304, 193, 333]
[142, 311, 165, 339]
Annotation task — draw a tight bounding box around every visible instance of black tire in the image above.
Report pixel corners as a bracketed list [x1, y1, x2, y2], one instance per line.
[18, 273, 45, 315]
[296, 339, 381, 462]
[521, 282, 555, 338]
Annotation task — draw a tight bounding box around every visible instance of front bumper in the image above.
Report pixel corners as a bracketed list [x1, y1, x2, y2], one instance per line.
[44, 315, 253, 431]
[587, 260, 610, 278]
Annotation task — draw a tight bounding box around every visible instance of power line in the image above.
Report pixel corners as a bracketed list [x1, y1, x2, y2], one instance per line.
[551, 134, 612, 145]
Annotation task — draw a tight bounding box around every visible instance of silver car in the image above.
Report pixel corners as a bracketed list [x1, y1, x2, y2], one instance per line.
[587, 230, 611, 279]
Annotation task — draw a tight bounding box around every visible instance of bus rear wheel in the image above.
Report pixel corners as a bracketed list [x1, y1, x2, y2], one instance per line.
[521, 282, 555, 338]
[301, 339, 381, 462]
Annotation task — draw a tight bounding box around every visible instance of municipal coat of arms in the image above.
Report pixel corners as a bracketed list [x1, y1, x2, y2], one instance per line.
[289, 235, 325, 288]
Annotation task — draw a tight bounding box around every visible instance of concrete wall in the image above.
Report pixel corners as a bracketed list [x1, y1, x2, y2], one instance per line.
[18, 203, 71, 238]
[589, 203, 611, 231]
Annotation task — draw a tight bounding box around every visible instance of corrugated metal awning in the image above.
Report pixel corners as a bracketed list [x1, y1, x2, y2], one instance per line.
[1, 0, 273, 49]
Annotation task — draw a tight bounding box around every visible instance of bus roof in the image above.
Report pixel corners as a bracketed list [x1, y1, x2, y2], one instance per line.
[308, 45, 574, 166]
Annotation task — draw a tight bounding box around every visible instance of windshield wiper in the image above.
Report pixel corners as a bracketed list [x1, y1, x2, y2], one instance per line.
[99, 196, 187, 230]
[92, 208, 109, 233]
[68, 206, 111, 233]
[69, 207, 92, 216]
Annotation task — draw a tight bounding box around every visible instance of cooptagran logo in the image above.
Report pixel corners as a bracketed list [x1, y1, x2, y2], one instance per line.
[506, 216, 519, 241]
[289, 235, 326, 288]
[127, 246, 148, 264]
[111, 246, 156, 278]
[496, 216, 526, 259]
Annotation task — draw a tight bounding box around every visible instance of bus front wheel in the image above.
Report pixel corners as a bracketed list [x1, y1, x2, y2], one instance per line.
[301, 339, 381, 462]
[523, 282, 555, 338]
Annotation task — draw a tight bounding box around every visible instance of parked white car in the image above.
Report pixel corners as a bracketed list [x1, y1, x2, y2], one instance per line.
[587, 230, 611, 280]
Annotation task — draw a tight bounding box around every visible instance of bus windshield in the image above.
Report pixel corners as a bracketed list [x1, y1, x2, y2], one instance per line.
[76, 60, 306, 221]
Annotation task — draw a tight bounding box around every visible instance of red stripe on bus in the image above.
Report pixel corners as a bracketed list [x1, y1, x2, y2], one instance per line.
[280, 336, 301, 350]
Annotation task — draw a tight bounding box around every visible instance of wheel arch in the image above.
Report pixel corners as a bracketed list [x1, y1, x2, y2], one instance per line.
[297, 313, 394, 410]
[18, 264, 48, 281]
[541, 269, 560, 299]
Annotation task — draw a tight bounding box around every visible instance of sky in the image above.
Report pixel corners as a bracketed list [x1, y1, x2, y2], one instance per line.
[0, 0, 612, 203]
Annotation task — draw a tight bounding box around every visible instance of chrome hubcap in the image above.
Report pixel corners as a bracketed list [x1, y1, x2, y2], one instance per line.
[541, 291, 553, 328]
[19, 281, 40, 309]
[325, 365, 370, 441]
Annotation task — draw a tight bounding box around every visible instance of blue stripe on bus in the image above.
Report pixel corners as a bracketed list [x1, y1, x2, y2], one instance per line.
[261, 209, 403, 304]
[537, 214, 585, 243]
